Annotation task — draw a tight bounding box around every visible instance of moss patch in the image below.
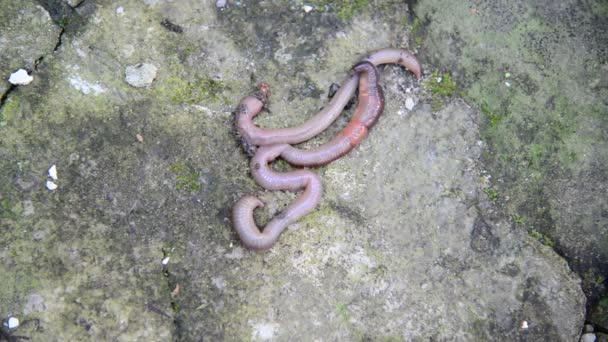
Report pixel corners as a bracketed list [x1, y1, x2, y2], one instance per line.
[169, 163, 201, 193]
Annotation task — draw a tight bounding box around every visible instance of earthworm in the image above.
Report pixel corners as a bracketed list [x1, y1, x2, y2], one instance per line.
[232, 144, 322, 250]
[234, 48, 420, 147]
[279, 61, 384, 166]
[232, 63, 380, 249]
[232, 48, 420, 250]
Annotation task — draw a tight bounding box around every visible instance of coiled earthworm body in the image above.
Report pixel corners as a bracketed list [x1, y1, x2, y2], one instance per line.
[234, 48, 420, 148]
[232, 144, 323, 250]
[232, 48, 420, 250]
[279, 62, 385, 167]
[232, 63, 382, 250]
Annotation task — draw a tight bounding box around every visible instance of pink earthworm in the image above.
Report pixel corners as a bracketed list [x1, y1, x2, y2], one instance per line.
[279, 61, 384, 166]
[232, 144, 323, 250]
[232, 49, 420, 250]
[234, 48, 420, 148]
[232, 63, 381, 250]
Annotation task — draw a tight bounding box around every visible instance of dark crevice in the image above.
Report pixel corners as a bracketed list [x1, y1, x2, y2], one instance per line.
[52, 27, 65, 52]
[0, 0, 93, 114]
[0, 84, 17, 112]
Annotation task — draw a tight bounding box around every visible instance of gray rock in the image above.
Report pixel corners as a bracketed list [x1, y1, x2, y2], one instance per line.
[417, 0, 608, 330]
[0, 0, 594, 341]
[0, 1, 60, 96]
[125, 63, 158, 88]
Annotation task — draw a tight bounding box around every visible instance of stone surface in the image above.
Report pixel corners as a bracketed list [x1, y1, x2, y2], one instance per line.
[417, 0, 608, 328]
[0, 0, 599, 340]
[0, 1, 60, 96]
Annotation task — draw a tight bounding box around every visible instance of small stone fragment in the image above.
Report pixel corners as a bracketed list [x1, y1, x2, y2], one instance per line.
[48, 164, 58, 180]
[505, 81, 511, 87]
[46, 180, 58, 190]
[116, 6, 124, 15]
[161, 257, 170, 265]
[521, 320, 529, 329]
[7, 317, 19, 329]
[303, 5, 313, 13]
[580, 333, 597, 342]
[66, 0, 84, 6]
[216, 0, 227, 8]
[125, 63, 158, 88]
[405, 97, 415, 111]
[136, 134, 144, 142]
[8, 69, 33, 85]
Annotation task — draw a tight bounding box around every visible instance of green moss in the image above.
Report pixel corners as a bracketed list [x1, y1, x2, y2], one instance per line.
[162, 74, 233, 105]
[0, 96, 21, 126]
[336, 0, 368, 20]
[0, 197, 16, 219]
[169, 163, 201, 193]
[299, 204, 335, 226]
[58, 16, 69, 29]
[483, 187, 498, 202]
[410, 18, 424, 48]
[511, 214, 525, 226]
[425, 71, 459, 111]
[336, 302, 348, 320]
[481, 103, 500, 128]
[428, 71, 457, 97]
[527, 226, 555, 247]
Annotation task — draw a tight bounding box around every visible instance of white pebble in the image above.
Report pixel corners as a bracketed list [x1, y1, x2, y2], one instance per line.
[505, 81, 511, 87]
[125, 63, 158, 88]
[521, 320, 528, 329]
[303, 5, 313, 13]
[436, 76, 443, 83]
[7, 317, 19, 329]
[505, 72, 511, 78]
[8, 69, 33, 85]
[46, 180, 58, 190]
[48, 164, 58, 180]
[580, 333, 596, 342]
[216, 0, 226, 8]
[116, 6, 124, 15]
[161, 257, 170, 265]
[405, 97, 415, 111]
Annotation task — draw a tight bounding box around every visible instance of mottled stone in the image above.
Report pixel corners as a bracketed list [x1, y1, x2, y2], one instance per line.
[0, 0, 595, 340]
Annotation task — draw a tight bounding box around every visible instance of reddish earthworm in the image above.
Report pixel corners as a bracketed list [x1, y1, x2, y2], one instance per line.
[232, 63, 381, 250]
[279, 61, 384, 166]
[232, 48, 420, 250]
[234, 48, 420, 148]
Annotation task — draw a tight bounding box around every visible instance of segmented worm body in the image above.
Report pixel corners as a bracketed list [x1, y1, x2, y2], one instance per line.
[279, 62, 384, 167]
[233, 145, 322, 250]
[234, 49, 420, 148]
[232, 48, 420, 250]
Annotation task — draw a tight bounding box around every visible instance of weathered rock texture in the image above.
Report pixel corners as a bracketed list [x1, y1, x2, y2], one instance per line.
[0, 0, 600, 340]
[416, 0, 608, 327]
